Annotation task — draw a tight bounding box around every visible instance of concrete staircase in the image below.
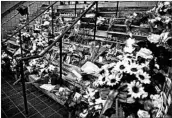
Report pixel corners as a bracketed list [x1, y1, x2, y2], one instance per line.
[1, 1, 157, 57]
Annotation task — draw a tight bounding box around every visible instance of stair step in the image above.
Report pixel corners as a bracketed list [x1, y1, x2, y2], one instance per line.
[107, 31, 147, 40]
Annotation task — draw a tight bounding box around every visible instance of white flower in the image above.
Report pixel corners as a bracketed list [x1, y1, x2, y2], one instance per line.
[164, 2, 170, 6]
[79, 109, 88, 118]
[150, 94, 163, 109]
[126, 37, 136, 46]
[126, 62, 142, 75]
[43, 21, 50, 26]
[97, 16, 105, 25]
[95, 97, 106, 108]
[106, 74, 120, 86]
[137, 109, 150, 118]
[124, 38, 136, 53]
[103, 69, 110, 77]
[48, 65, 55, 71]
[108, 62, 116, 69]
[21, 32, 30, 37]
[136, 70, 151, 84]
[29, 59, 38, 66]
[127, 80, 148, 99]
[85, 87, 98, 99]
[136, 48, 153, 60]
[96, 75, 107, 86]
[124, 46, 135, 53]
[113, 60, 128, 73]
[93, 80, 100, 87]
[94, 104, 102, 111]
[147, 34, 161, 43]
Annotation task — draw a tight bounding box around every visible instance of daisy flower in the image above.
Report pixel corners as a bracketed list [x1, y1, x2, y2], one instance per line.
[97, 75, 107, 86]
[106, 72, 123, 87]
[113, 61, 128, 73]
[127, 80, 148, 99]
[106, 78, 120, 87]
[136, 70, 151, 84]
[106, 77, 119, 87]
[126, 62, 142, 75]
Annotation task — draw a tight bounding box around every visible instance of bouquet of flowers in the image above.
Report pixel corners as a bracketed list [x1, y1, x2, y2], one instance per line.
[67, 37, 172, 118]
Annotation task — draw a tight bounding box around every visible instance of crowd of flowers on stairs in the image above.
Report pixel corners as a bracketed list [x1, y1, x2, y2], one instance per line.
[1, 1, 172, 118]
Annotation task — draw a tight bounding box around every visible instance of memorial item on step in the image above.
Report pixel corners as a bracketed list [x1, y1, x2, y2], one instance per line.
[64, 35, 172, 118]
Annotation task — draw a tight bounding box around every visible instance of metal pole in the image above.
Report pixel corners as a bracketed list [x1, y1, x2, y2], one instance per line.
[26, 14, 29, 32]
[116, 1, 119, 17]
[19, 31, 28, 115]
[51, 5, 54, 36]
[93, 1, 98, 41]
[75, 1, 77, 17]
[59, 36, 63, 86]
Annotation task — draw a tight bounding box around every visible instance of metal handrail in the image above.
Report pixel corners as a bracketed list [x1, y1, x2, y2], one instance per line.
[2, 1, 58, 43]
[21, 1, 97, 61]
[12, 1, 97, 115]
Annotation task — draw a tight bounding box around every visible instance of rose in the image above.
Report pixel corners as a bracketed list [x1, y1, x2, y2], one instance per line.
[136, 48, 153, 60]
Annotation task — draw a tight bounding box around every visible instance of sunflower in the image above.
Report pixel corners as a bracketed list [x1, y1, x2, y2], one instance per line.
[127, 80, 148, 99]
[136, 70, 151, 84]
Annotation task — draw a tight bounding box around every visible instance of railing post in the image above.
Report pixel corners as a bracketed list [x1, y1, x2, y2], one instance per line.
[51, 4, 54, 36]
[59, 36, 63, 86]
[75, 1, 77, 17]
[19, 30, 28, 115]
[93, 1, 98, 41]
[116, 1, 119, 17]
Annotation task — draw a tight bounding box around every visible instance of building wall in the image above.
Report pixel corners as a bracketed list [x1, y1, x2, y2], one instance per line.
[1, 1, 51, 38]
[1, 1, 20, 14]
